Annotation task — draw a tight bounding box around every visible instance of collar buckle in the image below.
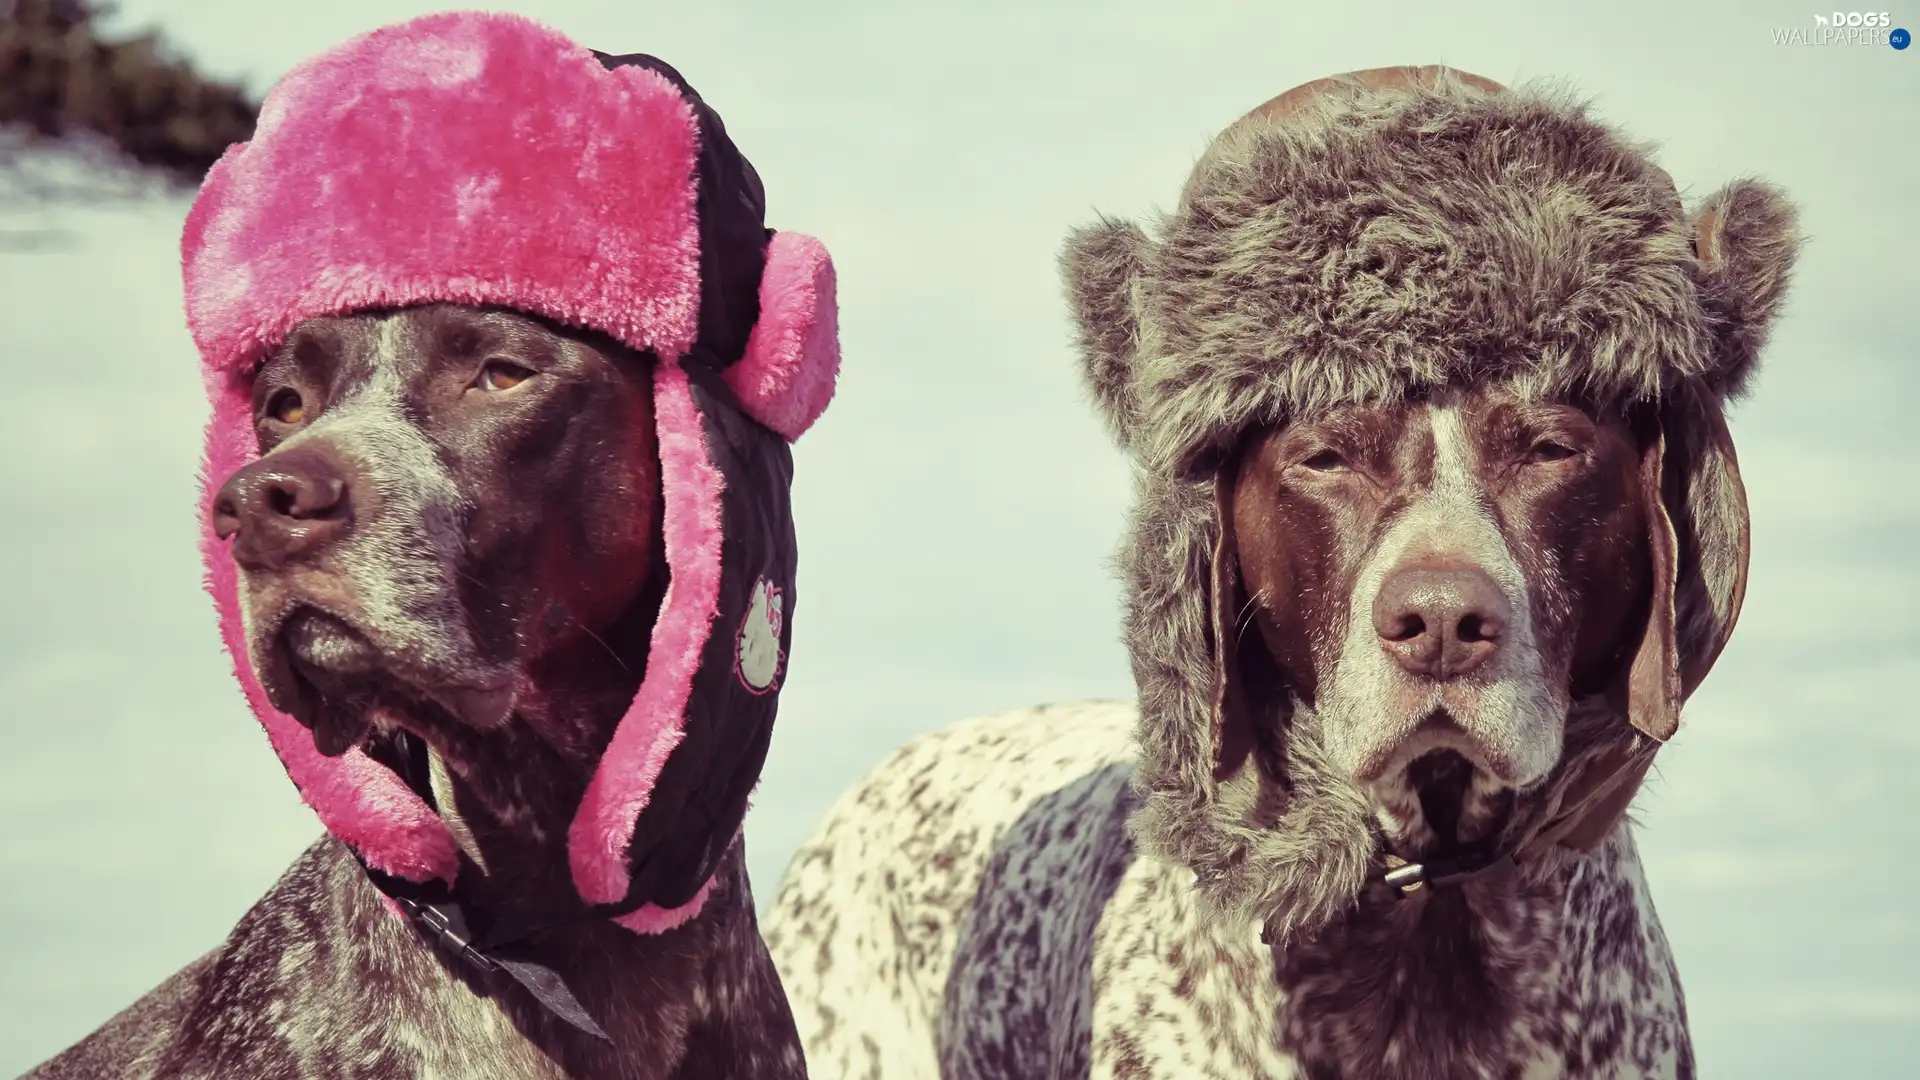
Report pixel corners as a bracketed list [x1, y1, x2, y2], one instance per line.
[396, 896, 498, 974]
[1378, 850, 1517, 898]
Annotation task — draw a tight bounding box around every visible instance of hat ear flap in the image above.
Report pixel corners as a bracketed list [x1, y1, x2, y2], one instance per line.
[1690, 180, 1801, 399]
[1061, 217, 1150, 448]
[724, 230, 839, 441]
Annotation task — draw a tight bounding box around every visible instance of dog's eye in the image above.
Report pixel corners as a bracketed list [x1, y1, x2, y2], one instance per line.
[1301, 449, 1347, 471]
[1525, 440, 1578, 464]
[266, 390, 305, 425]
[478, 362, 534, 392]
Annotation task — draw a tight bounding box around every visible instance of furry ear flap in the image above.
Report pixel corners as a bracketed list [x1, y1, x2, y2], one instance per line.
[1690, 180, 1801, 400]
[725, 231, 840, 442]
[1060, 217, 1150, 448]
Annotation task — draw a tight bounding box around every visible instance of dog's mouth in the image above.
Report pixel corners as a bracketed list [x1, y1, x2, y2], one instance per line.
[1386, 734, 1517, 860]
[259, 606, 517, 758]
[1405, 750, 1476, 850]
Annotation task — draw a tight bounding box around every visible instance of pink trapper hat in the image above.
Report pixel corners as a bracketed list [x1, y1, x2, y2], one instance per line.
[183, 10, 839, 934]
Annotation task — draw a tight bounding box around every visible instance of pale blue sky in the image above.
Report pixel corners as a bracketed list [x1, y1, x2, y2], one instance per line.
[1, 1, 1914, 1076]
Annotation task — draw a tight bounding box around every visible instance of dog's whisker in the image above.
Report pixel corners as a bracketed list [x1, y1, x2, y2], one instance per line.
[575, 618, 629, 673]
[1235, 593, 1260, 647]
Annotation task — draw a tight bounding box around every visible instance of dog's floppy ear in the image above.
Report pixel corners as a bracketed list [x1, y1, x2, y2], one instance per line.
[1663, 384, 1752, 700]
[1623, 387, 1752, 741]
[1206, 444, 1301, 785]
[1552, 390, 1750, 852]
[1061, 217, 1151, 448]
[1624, 422, 1684, 741]
[1209, 458, 1256, 780]
[1690, 180, 1801, 400]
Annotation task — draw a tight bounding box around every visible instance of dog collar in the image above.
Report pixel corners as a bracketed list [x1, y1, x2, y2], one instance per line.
[349, 727, 670, 1042]
[1373, 849, 1518, 898]
[386, 892, 612, 1042]
[1355, 736, 1660, 909]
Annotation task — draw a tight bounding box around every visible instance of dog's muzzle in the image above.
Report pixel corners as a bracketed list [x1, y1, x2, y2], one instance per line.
[283, 608, 383, 678]
[260, 606, 516, 757]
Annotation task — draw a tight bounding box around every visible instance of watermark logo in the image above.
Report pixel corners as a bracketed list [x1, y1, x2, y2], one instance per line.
[1773, 11, 1907, 45]
[1814, 11, 1892, 25]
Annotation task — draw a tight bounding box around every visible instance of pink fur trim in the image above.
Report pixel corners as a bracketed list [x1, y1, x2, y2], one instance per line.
[724, 231, 840, 441]
[180, 10, 701, 378]
[201, 374, 458, 886]
[611, 873, 717, 934]
[606, 823, 741, 933]
[568, 361, 726, 905]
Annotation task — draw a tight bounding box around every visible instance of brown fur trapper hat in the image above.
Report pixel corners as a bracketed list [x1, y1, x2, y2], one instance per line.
[1062, 66, 1801, 941]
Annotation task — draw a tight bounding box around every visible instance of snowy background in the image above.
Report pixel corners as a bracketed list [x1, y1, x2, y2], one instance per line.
[1, 1, 1913, 1075]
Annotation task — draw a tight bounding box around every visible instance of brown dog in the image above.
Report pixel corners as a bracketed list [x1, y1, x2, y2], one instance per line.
[25, 305, 804, 1080]
[765, 385, 1696, 1079]
[767, 66, 1796, 1079]
[30, 15, 846, 1075]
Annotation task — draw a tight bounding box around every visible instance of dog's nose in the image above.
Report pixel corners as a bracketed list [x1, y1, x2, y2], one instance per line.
[212, 449, 353, 570]
[1372, 564, 1510, 680]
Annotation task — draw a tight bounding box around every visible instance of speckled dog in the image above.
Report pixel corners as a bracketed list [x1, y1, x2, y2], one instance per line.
[766, 67, 1799, 1080]
[24, 13, 841, 1080]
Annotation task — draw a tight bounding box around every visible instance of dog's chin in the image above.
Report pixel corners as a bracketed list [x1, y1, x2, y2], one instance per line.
[252, 607, 518, 758]
[1393, 745, 1513, 859]
[1350, 701, 1560, 860]
[1345, 673, 1564, 787]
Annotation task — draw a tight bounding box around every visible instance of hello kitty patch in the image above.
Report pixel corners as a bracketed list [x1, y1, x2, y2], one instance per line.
[735, 577, 785, 695]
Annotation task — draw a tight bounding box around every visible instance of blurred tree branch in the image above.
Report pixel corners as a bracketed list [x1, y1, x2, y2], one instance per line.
[1, 0, 258, 246]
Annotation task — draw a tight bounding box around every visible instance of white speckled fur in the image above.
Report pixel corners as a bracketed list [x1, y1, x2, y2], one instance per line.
[766, 702, 1692, 1080]
[28, 835, 803, 1080]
